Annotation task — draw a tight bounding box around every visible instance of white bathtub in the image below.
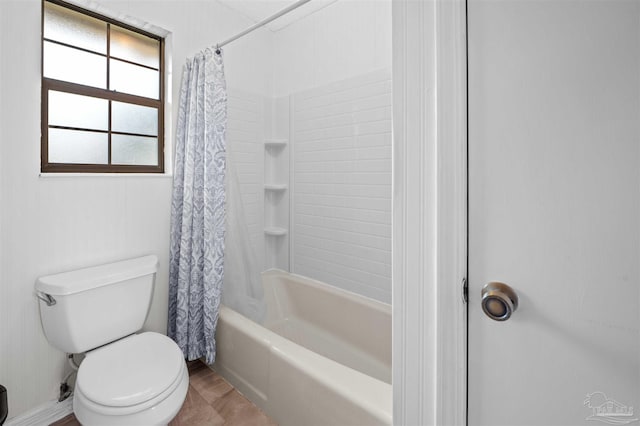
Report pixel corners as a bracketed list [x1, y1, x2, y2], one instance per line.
[213, 269, 392, 426]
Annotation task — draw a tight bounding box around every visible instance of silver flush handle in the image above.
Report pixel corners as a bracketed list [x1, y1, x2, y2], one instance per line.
[36, 291, 56, 306]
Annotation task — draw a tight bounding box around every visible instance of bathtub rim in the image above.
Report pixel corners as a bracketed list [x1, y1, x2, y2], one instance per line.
[262, 267, 391, 315]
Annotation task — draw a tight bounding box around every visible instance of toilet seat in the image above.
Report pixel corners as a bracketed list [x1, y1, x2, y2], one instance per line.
[77, 332, 184, 410]
[74, 332, 188, 424]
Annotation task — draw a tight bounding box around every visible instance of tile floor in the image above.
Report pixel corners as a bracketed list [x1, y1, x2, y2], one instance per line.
[50, 360, 277, 426]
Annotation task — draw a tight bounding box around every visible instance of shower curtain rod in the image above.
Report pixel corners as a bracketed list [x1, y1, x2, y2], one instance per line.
[215, 0, 313, 52]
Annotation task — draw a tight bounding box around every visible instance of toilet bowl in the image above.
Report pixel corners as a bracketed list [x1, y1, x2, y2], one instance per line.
[35, 255, 188, 425]
[73, 332, 188, 425]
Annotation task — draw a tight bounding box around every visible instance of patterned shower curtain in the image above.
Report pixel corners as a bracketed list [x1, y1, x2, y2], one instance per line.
[168, 48, 227, 365]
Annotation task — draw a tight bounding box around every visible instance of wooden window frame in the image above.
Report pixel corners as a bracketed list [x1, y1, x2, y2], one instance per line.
[41, 0, 165, 173]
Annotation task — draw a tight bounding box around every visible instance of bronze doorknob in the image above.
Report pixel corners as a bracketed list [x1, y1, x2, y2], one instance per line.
[481, 282, 518, 321]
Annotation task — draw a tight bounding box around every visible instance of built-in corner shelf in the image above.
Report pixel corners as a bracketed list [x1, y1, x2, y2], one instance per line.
[264, 139, 288, 148]
[264, 132, 289, 270]
[264, 184, 288, 192]
[264, 227, 288, 237]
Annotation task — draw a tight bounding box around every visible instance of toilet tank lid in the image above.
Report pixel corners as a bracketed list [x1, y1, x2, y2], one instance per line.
[35, 255, 159, 296]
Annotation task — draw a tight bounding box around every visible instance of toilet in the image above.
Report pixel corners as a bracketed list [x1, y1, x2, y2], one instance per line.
[35, 255, 188, 425]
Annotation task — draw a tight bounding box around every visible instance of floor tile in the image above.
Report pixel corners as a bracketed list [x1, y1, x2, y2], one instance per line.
[212, 387, 277, 426]
[49, 413, 80, 426]
[169, 384, 225, 426]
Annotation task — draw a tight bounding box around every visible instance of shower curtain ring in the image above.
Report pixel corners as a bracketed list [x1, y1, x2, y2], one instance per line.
[215, 44, 221, 55]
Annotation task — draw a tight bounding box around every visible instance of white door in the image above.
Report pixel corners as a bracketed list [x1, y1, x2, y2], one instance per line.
[468, 1, 640, 425]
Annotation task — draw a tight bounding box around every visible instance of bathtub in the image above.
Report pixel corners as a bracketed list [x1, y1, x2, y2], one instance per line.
[213, 269, 392, 426]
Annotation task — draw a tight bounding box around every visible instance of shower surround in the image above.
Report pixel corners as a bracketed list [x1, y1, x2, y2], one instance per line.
[228, 69, 392, 304]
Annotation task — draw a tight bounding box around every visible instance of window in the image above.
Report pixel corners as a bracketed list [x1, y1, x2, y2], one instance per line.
[41, 0, 164, 173]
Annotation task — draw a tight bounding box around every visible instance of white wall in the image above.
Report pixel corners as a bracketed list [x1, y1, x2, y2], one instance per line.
[0, 0, 273, 418]
[271, 0, 393, 303]
[0, 3, 6, 420]
[273, 0, 391, 97]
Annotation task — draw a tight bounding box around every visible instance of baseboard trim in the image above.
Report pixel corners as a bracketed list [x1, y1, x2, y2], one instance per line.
[4, 397, 73, 426]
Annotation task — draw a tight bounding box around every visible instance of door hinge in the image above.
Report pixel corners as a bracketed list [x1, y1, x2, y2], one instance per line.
[462, 277, 468, 304]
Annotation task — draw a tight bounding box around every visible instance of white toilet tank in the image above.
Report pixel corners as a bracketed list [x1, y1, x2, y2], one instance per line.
[35, 255, 159, 354]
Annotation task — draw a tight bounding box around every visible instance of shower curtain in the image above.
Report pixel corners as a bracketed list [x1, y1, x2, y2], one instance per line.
[168, 48, 227, 365]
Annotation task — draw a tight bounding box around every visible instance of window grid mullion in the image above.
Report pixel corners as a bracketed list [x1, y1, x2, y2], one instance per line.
[44, 78, 162, 107]
[108, 101, 113, 165]
[47, 125, 157, 139]
[107, 23, 112, 165]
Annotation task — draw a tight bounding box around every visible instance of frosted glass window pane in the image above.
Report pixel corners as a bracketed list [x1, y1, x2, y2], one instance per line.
[112, 102, 158, 136]
[111, 135, 158, 165]
[49, 91, 108, 131]
[110, 59, 159, 99]
[44, 2, 107, 54]
[49, 129, 108, 164]
[44, 41, 106, 88]
[111, 26, 159, 69]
